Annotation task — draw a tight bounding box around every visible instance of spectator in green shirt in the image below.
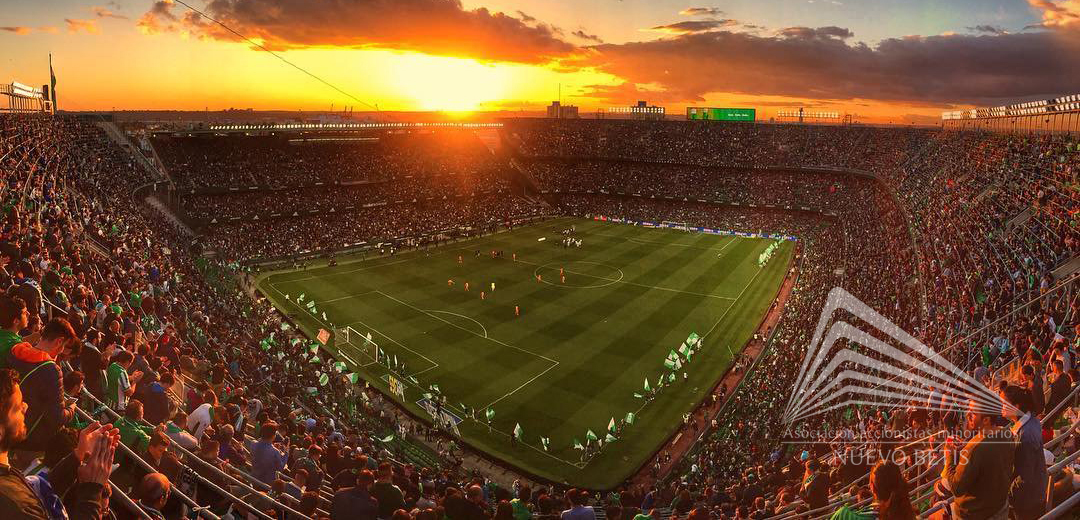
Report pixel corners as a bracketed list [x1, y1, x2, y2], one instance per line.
[114, 399, 154, 454]
[0, 296, 27, 367]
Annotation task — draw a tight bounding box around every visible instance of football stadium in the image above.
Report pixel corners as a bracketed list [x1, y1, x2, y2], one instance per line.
[1, 0, 1080, 519]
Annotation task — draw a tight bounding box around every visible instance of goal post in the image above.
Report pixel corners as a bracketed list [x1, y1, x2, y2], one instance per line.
[337, 326, 379, 366]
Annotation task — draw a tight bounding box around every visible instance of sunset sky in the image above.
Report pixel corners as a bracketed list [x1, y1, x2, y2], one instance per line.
[3, 0, 1080, 122]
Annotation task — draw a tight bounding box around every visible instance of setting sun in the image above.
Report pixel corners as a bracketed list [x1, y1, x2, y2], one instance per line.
[389, 54, 510, 112]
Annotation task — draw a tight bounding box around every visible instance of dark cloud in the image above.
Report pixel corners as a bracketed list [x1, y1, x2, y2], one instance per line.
[967, 24, 1007, 35]
[91, 6, 128, 19]
[570, 28, 1080, 106]
[572, 29, 604, 43]
[679, 7, 724, 16]
[778, 26, 853, 39]
[516, 10, 536, 23]
[137, 0, 576, 64]
[648, 19, 740, 34]
[0, 26, 32, 35]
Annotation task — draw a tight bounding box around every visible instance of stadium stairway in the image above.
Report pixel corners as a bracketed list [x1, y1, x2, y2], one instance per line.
[95, 120, 167, 182]
[144, 194, 197, 236]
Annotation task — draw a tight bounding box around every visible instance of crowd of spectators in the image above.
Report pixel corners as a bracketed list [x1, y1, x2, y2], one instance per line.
[502, 118, 1078, 519]
[153, 131, 507, 190]
[0, 112, 1075, 520]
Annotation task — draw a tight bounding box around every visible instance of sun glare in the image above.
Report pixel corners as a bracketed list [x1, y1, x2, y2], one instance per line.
[390, 54, 509, 112]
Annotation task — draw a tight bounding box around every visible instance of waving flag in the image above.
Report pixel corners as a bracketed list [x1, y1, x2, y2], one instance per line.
[485, 407, 495, 422]
[625, 412, 636, 424]
[607, 417, 616, 433]
[513, 423, 523, 440]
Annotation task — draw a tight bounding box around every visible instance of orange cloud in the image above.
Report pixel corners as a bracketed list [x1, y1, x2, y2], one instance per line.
[0, 26, 32, 35]
[65, 18, 100, 34]
[1028, 0, 1080, 29]
[137, 0, 577, 64]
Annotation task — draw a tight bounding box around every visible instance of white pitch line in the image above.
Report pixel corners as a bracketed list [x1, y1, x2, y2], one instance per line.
[481, 361, 560, 411]
[372, 290, 561, 410]
[588, 231, 739, 252]
[702, 263, 767, 340]
[268, 216, 580, 285]
[375, 290, 559, 364]
[275, 256, 419, 284]
[515, 258, 736, 301]
[424, 309, 489, 338]
[343, 317, 441, 373]
[322, 290, 377, 304]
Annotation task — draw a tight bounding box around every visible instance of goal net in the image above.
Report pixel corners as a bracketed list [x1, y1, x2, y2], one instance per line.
[337, 326, 379, 366]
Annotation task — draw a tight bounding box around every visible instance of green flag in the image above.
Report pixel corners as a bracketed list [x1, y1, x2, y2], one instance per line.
[346, 373, 360, 384]
[280, 322, 291, 331]
[585, 429, 598, 442]
[663, 358, 677, 370]
[678, 343, 691, 359]
[486, 407, 495, 422]
[981, 344, 992, 367]
[633, 392, 644, 399]
[381, 434, 395, 443]
[608, 417, 616, 433]
[319, 373, 329, 386]
[625, 412, 635, 424]
[644, 378, 651, 392]
[310, 356, 321, 364]
[573, 438, 585, 450]
[605, 433, 617, 443]
[306, 300, 316, 310]
[513, 423, 523, 439]
[540, 436, 550, 451]
[333, 361, 346, 372]
[668, 372, 676, 383]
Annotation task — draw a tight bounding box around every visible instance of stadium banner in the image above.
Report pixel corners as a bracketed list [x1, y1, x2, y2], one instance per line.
[317, 328, 331, 344]
[591, 216, 797, 241]
[388, 374, 406, 401]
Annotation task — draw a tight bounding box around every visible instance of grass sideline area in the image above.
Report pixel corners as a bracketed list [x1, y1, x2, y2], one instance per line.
[257, 217, 794, 489]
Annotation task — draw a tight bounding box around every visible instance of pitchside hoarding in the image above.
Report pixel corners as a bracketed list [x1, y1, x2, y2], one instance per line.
[686, 107, 756, 121]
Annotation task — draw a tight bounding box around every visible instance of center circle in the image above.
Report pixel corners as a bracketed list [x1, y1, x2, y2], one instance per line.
[533, 261, 625, 289]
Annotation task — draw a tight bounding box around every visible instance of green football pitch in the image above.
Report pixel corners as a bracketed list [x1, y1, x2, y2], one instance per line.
[257, 217, 794, 489]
